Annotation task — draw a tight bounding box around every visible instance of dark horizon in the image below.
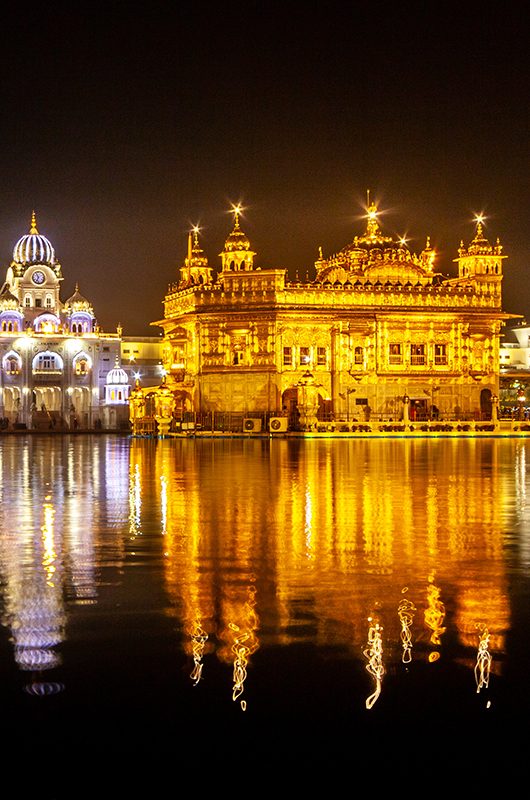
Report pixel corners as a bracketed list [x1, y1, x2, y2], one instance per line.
[0, 2, 527, 336]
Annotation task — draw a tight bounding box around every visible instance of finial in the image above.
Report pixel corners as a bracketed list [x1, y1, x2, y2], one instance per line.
[318, 246, 323, 259]
[75, 282, 79, 292]
[232, 204, 242, 228]
[30, 210, 38, 234]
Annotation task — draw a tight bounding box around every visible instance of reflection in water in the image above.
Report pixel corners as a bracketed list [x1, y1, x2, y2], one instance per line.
[364, 616, 385, 709]
[1, 435, 529, 724]
[425, 576, 446, 662]
[475, 624, 492, 694]
[190, 618, 208, 686]
[398, 590, 416, 664]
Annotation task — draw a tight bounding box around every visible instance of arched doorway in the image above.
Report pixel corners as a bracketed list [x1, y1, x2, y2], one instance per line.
[282, 387, 299, 429]
[480, 388, 492, 420]
[172, 390, 192, 420]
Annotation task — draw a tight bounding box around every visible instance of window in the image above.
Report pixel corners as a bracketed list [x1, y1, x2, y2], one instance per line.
[353, 346, 363, 365]
[5, 356, 20, 374]
[434, 344, 447, 365]
[233, 349, 244, 365]
[283, 346, 292, 366]
[24, 295, 31, 307]
[35, 298, 42, 308]
[45, 296, 52, 308]
[299, 346, 310, 366]
[75, 358, 89, 375]
[37, 354, 58, 370]
[410, 344, 426, 365]
[317, 347, 327, 366]
[389, 343, 402, 364]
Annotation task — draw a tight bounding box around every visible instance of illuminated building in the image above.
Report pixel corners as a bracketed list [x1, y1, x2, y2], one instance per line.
[0, 212, 126, 430]
[150, 200, 516, 430]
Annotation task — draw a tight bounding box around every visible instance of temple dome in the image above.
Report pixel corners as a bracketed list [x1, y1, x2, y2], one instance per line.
[12, 212, 56, 267]
[64, 284, 92, 310]
[106, 357, 129, 385]
[0, 285, 20, 308]
[222, 208, 251, 252]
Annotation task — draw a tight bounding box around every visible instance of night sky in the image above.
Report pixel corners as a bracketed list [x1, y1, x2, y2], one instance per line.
[0, 1, 527, 336]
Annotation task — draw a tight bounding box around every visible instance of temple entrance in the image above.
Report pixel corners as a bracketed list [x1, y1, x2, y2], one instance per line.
[480, 388, 493, 420]
[282, 384, 330, 429]
[172, 390, 193, 420]
[282, 387, 299, 429]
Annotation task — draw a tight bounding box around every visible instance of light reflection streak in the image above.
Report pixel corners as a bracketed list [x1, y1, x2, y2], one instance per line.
[190, 618, 208, 685]
[160, 474, 168, 535]
[425, 577, 446, 659]
[229, 587, 259, 711]
[398, 589, 416, 664]
[474, 624, 492, 693]
[129, 462, 142, 536]
[304, 484, 313, 557]
[41, 496, 56, 588]
[363, 616, 384, 709]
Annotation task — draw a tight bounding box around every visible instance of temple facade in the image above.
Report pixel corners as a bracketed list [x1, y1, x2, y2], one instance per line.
[0, 212, 129, 430]
[146, 201, 516, 432]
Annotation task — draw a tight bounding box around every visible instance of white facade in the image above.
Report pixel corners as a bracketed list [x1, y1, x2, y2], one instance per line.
[0, 212, 128, 430]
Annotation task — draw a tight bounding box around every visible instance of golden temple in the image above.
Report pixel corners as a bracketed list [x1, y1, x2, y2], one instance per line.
[131, 198, 521, 436]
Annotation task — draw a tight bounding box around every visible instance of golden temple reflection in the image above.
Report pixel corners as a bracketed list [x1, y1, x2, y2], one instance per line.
[398, 589, 416, 664]
[132, 437, 516, 703]
[364, 616, 385, 709]
[474, 624, 492, 694]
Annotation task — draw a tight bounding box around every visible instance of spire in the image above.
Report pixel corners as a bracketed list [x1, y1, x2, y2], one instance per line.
[30, 210, 38, 234]
[232, 204, 242, 229]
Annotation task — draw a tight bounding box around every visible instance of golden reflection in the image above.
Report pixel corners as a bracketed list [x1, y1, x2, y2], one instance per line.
[364, 616, 384, 709]
[143, 438, 519, 708]
[190, 617, 208, 685]
[226, 586, 259, 711]
[474, 623, 492, 694]
[160, 474, 168, 535]
[398, 589, 416, 664]
[425, 576, 446, 657]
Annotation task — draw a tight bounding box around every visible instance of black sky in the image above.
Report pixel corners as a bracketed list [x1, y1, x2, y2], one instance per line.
[0, 1, 528, 335]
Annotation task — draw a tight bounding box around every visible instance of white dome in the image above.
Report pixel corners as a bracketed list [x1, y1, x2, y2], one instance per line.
[13, 211, 55, 266]
[106, 363, 129, 385]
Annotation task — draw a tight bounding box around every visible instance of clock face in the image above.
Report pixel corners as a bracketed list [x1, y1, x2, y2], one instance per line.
[32, 270, 45, 285]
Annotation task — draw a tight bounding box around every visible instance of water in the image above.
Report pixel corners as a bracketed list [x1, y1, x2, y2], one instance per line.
[1, 434, 529, 774]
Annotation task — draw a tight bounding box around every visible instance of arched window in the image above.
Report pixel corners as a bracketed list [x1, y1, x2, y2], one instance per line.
[354, 346, 363, 365]
[5, 356, 20, 374]
[24, 295, 31, 307]
[75, 358, 89, 375]
[32, 351, 64, 373]
[45, 295, 53, 308]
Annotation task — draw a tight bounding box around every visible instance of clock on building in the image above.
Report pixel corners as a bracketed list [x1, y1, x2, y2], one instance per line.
[32, 270, 45, 284]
